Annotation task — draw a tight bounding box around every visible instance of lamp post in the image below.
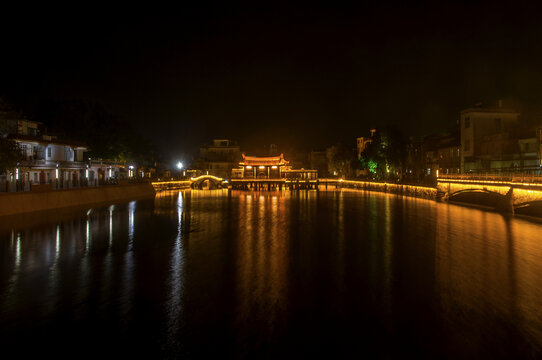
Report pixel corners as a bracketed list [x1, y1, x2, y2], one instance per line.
[176, 161, 183, 179]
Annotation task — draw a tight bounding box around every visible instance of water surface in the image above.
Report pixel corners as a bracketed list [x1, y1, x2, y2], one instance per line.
[1, 189, 542, 358]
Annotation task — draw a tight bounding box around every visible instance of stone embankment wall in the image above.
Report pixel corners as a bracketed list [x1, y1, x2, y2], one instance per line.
[338, 180, 437, 200]
[0, 183, 155, 217]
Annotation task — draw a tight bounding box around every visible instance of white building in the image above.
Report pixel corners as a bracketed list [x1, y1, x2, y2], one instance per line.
[8, 133, 88, 188]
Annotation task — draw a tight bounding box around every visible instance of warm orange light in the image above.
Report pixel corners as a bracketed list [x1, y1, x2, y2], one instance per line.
[259, 166, 265, 169]
[272, 166, 278, 169]
[246, 166, 252, 169]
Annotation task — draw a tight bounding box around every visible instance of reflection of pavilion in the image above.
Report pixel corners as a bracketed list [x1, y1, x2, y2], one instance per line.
[232, 154, 317, 180]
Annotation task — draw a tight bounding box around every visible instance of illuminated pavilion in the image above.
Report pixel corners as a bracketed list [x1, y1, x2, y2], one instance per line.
[232, 154, 317, 180]
[233, 154, 289, 179]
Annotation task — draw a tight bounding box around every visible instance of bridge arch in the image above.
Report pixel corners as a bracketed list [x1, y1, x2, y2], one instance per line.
[445, 188, 506, 208]
[190, 175, 224, 189]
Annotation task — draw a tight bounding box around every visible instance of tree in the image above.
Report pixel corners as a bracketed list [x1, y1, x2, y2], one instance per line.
[37, 100, 158, 165]
[327, 143, 356, 178]
[359, 126, 406, 180]
[0, 137, 24, 174]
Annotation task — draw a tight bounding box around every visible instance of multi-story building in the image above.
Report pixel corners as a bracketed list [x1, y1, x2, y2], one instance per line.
[404, 136, 424, 180]
[460, 102, 520, 173]
[309, 150, 328, 178]
[6, 131, 89, 189]
[356, 128, 376, 159]
[422, 131, 461, 178]
[195, 139, 241, 178]
[1, 99, 90, 190]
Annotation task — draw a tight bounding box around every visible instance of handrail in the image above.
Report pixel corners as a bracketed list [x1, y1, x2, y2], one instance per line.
[438, 173, 542, 184]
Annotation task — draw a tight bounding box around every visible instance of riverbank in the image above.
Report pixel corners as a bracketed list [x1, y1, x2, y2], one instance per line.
[336, 179, 437, 200]
[0, 182, 155, 217]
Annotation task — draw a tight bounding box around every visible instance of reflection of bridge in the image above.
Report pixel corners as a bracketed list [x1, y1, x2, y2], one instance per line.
[437, 174, 542, 215]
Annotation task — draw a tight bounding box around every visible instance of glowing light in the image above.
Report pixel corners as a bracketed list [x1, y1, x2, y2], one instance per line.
[55, 169, 59, 179]
[272, 166, 278, 169]
[259, 166, 265, 169]
[246, 166, 252, 169]
[176, 162, 183, 170]
[15, 168, 19, 180]
[85, 169, 88, 179]
[129, 165, 134, 170]
[189, 175, 224, 182]
[108, 168, 112, 178]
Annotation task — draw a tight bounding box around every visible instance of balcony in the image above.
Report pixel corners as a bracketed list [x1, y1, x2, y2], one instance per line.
[18, 160, 88, 169]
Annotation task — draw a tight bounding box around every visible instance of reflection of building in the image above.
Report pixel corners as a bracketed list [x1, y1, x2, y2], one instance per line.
[195, 139, 241, 178]
[232, 154, 317, 180]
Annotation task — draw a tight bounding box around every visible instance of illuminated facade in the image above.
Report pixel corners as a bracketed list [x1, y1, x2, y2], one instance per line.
[4, 126, 89, 189]
[232, 154, 317, 180]
[234, 154, 289, 179]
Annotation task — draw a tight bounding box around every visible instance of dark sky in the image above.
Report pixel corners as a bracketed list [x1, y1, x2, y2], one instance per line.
[2, 3, 542, 158]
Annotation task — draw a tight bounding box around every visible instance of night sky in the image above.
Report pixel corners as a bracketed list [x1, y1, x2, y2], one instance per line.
[2, 3, 542, 158]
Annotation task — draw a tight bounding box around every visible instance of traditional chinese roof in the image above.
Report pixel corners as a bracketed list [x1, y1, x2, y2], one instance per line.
[240, 153, 289, 166]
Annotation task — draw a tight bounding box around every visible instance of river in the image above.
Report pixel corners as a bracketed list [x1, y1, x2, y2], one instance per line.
[1, 189, 542, 358]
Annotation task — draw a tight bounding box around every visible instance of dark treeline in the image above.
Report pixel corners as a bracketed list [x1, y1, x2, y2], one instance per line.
[36, 100, 160, 167]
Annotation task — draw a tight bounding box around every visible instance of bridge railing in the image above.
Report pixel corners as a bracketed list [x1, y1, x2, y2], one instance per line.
[438, 173, 542, 184]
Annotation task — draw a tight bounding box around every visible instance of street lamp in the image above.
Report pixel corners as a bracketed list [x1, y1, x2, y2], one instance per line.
[176, 162, 184, 179]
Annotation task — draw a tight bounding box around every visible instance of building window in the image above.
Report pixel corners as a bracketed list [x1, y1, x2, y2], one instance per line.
[47, 147, 51, 158]
[464, 117, 470, 128]
[64, 147, 73, 161]
[464, 140, 470, 151]
[495, 118, 502, 132]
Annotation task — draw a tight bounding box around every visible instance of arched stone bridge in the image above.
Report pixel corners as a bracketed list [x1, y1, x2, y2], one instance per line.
[190, 175, 225, 189]
[437, 174, 542, 215]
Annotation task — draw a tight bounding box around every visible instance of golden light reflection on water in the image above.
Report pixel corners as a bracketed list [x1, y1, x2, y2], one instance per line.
[2, 190, 542, 356]
[435, 202, 542, 348]
[234, 191, 289, 335]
